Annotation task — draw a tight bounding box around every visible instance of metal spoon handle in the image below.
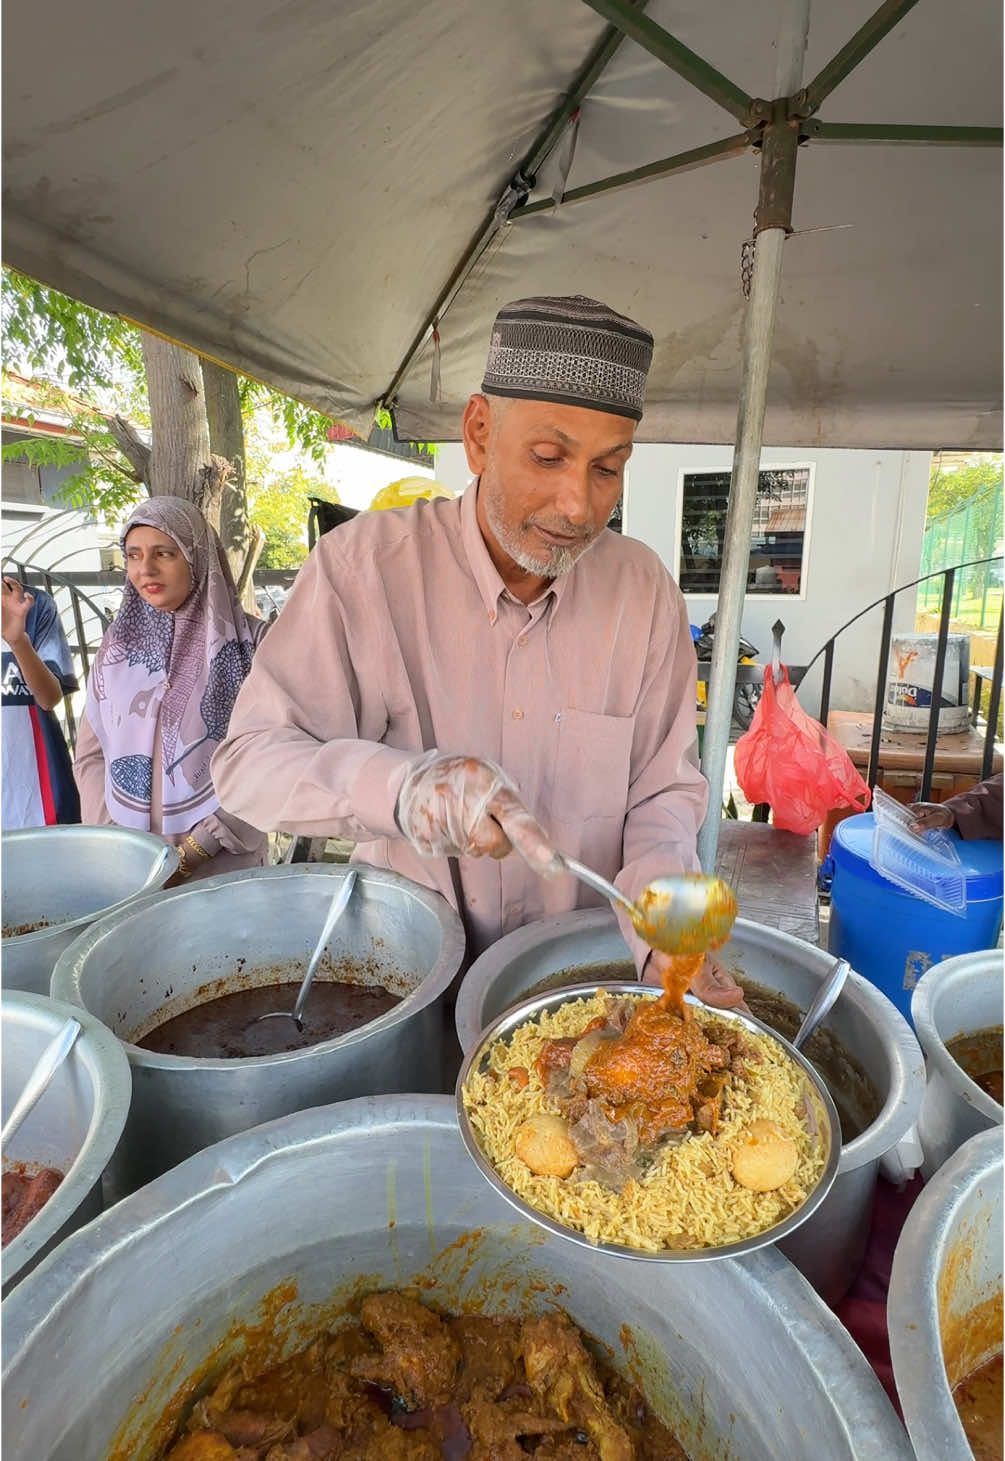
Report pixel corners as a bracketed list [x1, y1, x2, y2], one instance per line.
[291, 869, 358, 1025]
[1, 1017, 81, 1151]
[793, 959, 851, 1051]
[559, 856, 639, 921]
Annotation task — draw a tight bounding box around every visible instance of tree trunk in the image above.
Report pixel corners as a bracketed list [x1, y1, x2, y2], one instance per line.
[202, 359, 253, 586]
[141, 333, 212, 497]
[140, 331, 231, 534]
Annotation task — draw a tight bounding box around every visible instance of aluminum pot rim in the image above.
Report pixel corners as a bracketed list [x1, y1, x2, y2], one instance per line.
[888, 1125, 1004, 1461]
[50, 862, 467, 1070]
[0, 1091, 912, 1461]
[0, 826, 179, 949]
[455, 909, 925, 1175]
[912, 952, 1004, 1124]
[1, 989, 133, 1286]
[455, 980, 842, 1263]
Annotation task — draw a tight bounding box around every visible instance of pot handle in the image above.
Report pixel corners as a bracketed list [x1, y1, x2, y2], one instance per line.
[879, 1123, 924, 1189]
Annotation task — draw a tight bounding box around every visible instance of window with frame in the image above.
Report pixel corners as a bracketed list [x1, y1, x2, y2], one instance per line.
[678, 466, 811, 596]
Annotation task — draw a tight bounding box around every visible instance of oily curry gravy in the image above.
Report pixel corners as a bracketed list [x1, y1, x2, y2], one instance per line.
[946, 1026, 1004, 1106]
[138, 980, 402, 1058]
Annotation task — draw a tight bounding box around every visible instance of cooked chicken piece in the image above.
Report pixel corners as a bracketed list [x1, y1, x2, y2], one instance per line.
[217, 1411, 292, 1450]
[731, 1119, 799, 1191]
[264, 1424, 341, 1460]
[449, 1315, 523, 1402]
[232, 1340, 328, 1429]
[521, 1314, 632, 1461]
[514, 1114, 579, 1178]
[351, 1293, 461, 1409]
[187, 1365, 245, 1432]
[164, 1434, 240, 1461]
[583, 999, 726, 1143]
[464, 1392, 568, 1451]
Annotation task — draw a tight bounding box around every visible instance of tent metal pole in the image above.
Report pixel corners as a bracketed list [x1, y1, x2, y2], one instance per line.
[697, 0, 810, 873]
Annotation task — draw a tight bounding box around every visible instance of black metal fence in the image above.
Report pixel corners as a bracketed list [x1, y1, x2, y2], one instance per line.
[802, 557, 1003, 797]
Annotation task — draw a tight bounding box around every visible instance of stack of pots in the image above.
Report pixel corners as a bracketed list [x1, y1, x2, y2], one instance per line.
[50, 863, 465, 1196]
[455, 909, 926, 1304]
[2, 1094, 914, 1461]
[1, 826, 178, 996]
[2, 991, 132, 1294]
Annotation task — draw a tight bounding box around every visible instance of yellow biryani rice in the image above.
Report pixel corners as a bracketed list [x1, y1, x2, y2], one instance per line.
[462, 991, 829, 1252]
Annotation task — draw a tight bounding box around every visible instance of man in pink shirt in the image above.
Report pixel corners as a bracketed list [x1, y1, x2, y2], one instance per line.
[213, 295, 741, 1007]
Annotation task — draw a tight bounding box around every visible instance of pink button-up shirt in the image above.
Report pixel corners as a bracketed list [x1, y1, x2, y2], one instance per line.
[212, 485, 708, 965]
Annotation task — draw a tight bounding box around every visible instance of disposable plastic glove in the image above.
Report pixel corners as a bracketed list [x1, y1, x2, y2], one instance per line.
[396, 752, 561, 876]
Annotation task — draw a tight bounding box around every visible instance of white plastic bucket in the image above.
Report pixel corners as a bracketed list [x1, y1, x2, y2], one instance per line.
[883, 633, 970, 734]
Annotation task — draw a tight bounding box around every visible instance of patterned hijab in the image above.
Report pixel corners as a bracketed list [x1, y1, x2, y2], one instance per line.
[86, 496, 266, 834]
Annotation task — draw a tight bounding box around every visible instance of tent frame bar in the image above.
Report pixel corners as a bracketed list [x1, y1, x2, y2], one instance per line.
[809, 121, 1003, 147]
[380, 1, 650, 410]
[513, 132, 755, 217]
[799, 0, 922, 115]
[577, 0, 761, 125]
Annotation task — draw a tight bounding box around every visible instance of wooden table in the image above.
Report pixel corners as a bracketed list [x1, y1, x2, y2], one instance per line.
[827, 709, 1002, 777]
[714, 819, 819, 945]
[819, 709, 1003, 857]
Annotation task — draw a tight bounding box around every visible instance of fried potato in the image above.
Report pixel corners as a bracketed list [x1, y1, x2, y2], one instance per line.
[514, 1114, 579, 1178]
[730, 1118, 798, 1192]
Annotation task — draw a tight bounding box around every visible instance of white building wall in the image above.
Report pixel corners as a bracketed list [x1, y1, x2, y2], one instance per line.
[436, 441, 931, 716]
[624, 445, 930, 713]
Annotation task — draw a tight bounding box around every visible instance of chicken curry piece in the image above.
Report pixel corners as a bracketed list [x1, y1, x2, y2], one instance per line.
[582, 997, 727, 1144]
[162, 1293, 688, 1460]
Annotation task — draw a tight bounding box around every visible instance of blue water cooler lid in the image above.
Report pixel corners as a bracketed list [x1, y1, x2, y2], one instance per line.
[832, 813, 1004, 898]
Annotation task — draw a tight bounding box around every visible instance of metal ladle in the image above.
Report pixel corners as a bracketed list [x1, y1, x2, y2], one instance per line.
[1, 1017, 81, 1151]
[253, 869, 358, 1031]
[792, 959, 851, 1051]
[557, 856, 738, 956]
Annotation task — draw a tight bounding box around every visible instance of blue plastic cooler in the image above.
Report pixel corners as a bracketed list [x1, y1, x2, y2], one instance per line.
[825, 812, 1004, 1025]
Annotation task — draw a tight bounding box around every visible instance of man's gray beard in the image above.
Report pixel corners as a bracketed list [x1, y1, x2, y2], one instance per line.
[485, 494, 591, 579]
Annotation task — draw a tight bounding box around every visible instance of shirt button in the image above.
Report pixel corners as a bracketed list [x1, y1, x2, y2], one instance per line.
[517, 635, 528, 647]
[512, 708, 524, 720]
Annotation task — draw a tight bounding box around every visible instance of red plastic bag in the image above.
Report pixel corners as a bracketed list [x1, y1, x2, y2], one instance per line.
[733, 666, 871, 834]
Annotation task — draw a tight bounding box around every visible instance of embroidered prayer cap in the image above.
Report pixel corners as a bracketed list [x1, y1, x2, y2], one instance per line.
[480, 294, 654, 422]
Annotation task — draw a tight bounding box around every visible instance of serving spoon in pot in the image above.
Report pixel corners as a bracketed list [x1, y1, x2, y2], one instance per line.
[556, 856, 738, 956]
[253, 869, 358, 1032]
[791, 959, 851, 1051]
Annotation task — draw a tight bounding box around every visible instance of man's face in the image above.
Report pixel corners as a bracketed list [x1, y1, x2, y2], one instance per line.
[463, 395, 635, 580]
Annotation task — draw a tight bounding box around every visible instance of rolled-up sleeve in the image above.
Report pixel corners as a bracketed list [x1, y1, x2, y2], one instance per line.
[211, 541, 417, 840]
[613, 580, 708, 972]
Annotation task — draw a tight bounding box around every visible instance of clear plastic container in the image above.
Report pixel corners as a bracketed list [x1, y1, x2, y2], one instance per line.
[869, 786, 967, 916]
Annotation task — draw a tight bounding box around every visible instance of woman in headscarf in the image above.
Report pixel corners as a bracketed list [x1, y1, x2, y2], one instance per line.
[75, 497, 269, 881]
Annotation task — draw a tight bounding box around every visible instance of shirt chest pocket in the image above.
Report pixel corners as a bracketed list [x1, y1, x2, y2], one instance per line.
[553, 708, 635, 824]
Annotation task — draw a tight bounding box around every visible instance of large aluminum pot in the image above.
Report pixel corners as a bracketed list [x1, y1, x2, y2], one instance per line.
[912, 950, 1003, 1180]
[455, 909, 926, 1305]
[1, 1094, 913, 1461]
[1, 826, 177, 995]
[51, 863, 465, 1196]
[1, 991, 131, 1295]
[889, 1126, 1003, 1461]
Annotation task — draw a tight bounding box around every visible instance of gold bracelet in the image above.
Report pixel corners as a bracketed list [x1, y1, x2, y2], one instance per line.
[182, 834, 211, 863]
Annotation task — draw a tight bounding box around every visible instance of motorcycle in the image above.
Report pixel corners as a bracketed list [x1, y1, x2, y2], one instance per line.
[691, 612, 762, 730]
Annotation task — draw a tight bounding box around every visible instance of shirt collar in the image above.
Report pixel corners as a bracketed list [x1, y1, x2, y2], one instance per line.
[460, 481, 571, 623]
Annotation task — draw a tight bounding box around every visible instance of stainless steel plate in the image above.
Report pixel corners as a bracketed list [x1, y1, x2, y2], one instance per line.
[456, 981, 842, 1263]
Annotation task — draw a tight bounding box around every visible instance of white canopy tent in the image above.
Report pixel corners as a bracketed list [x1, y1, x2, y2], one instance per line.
[4, 0, 1001, 858]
